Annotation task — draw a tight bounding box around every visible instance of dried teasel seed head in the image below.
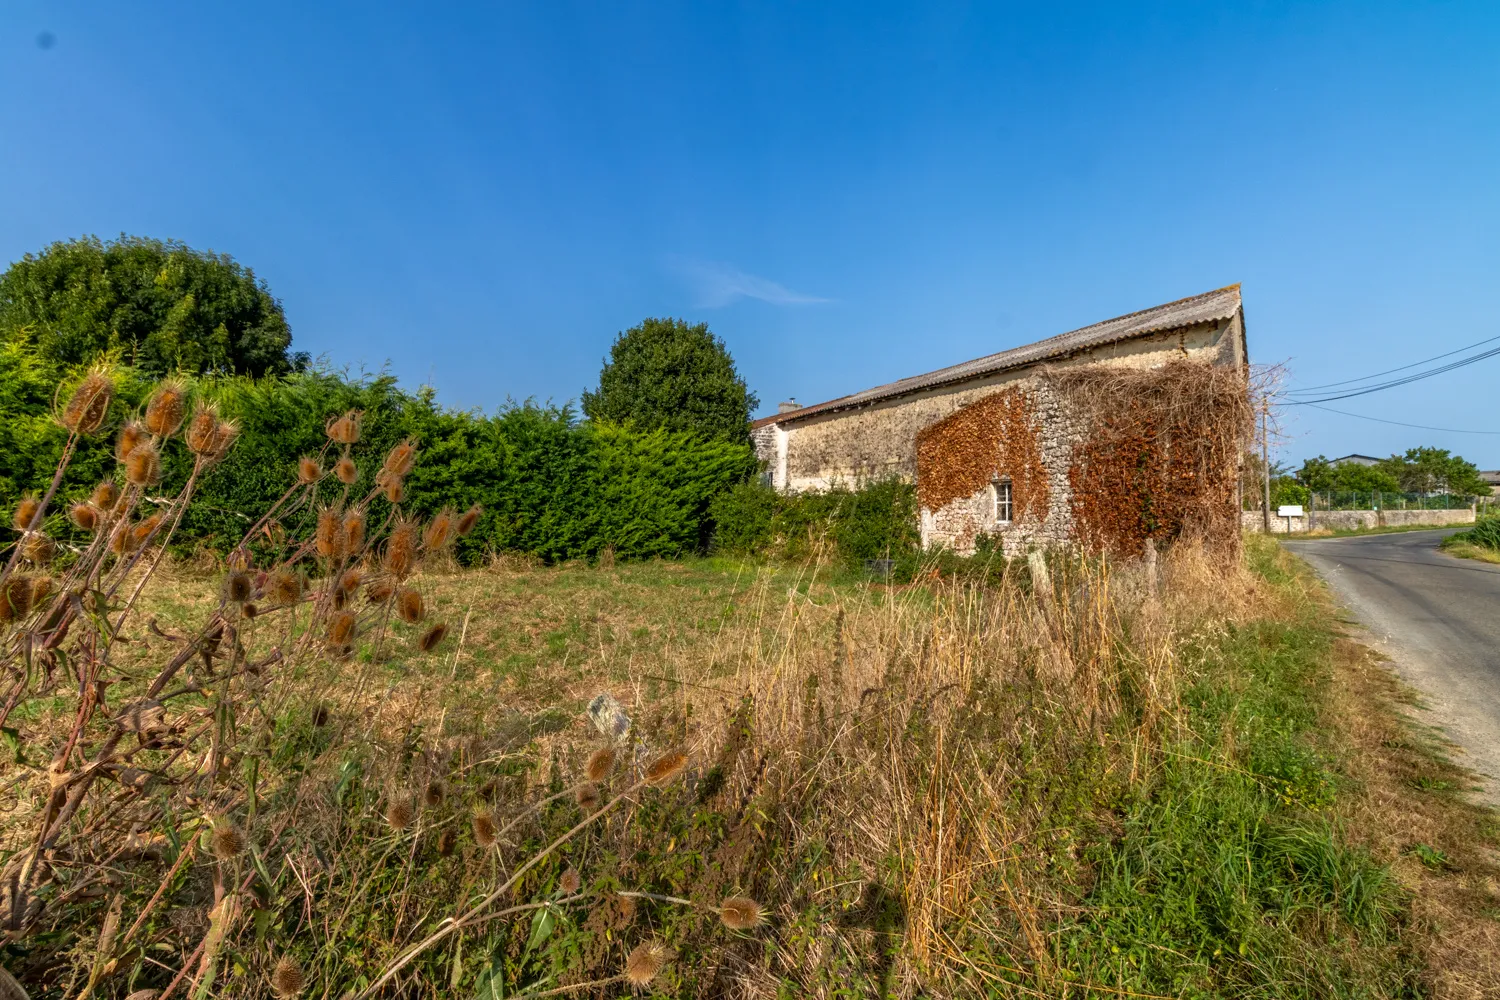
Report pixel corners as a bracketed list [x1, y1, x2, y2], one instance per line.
[338, 567, 364, 595]
[423, 780, 445, 808]
[365, 578, 395, 604]
[224, 570, 252, 604]
[242, 602, 259, 619]
[124, 442, 162, 486]
[131, 513, 164, 548]
[115, 421, 148, 462]
[380, 472, 404, 504]
[422, 509, 456, 551]
[385, 796, 414, 831]
[265, 569, 303, 607]
[0, 576, 34, 621]
[436, 828, 457, 857]
[143, 380, 187, 438]
[210, 419, 239, 460]
[297, 456, 323, 484]
[382, 518, 420, 580]
[456, 504, 482, 537]
[333, 456, 357, 485]
[315, 508, 345, 560]
[326, 410, 362, 445]
[575, 782, 601, 812]
[585, 747, 616, 783]
[559, 867, 582, 895]
[29, 577, 54, 608]
[718, 895, 765, 931]
[478, 779, 499, 802]
[13, 495, 40, 532]
[270, 955, 305, 999]
[22, 533, 56, 566]
[108, 521, 137, 556]
[472, 808, 497, 847]
[644, 751, 687, 787]
[395, 588, 424, 624]
[418, 622, 448, 653]
[90, 481, 119, 510]
[70, 503, 98, 532]
[382, 437, 418, 479]
[211, 818, 246, 860]
[327, 610, 358, 648]
[623, 941, 669, 987]
[61, 370, 112, 434]
[184, 404, 218, 455]
[342, 511, 366, 553]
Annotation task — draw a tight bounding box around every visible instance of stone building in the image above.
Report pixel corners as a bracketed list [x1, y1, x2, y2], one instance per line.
[752, 285, 1249, 554]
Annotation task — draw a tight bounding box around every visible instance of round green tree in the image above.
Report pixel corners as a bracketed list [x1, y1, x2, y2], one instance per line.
[0, 235, 297, 376]
[582, 317, 758, 442]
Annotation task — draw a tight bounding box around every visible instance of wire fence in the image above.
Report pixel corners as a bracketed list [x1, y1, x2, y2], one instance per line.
[1243, 491, 1484, 512]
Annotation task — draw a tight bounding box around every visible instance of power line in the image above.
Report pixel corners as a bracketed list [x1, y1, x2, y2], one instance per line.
[1301, 402, 1500, 435]
[1283, 343, 1500, 404]
[1285, 331, 1500, 394]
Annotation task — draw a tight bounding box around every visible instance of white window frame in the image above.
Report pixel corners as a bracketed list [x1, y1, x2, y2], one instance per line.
[990, 478, 1013, 524]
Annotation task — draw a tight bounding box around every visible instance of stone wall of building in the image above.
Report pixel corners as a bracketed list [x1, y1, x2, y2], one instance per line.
[770, 316, 1240, 493]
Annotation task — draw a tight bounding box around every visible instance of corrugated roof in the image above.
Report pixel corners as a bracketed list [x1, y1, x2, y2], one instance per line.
[753, 285, 1242, 428]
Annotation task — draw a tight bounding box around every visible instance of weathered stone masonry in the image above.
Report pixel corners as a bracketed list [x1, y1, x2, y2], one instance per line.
[753, 286, 1251, 555]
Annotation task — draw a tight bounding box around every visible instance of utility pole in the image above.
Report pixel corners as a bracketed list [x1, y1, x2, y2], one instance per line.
[1261, 397, 1272, 533]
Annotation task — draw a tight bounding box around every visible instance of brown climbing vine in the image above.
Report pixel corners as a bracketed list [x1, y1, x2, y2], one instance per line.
[915, 386, 1048, 523]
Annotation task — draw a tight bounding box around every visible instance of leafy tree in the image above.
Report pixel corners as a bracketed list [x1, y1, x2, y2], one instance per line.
[1376, 447, 1488, 496]
[582, 317, 758, 443]
[0, 235, 297, 377]
[1295, 455, 1400, 493]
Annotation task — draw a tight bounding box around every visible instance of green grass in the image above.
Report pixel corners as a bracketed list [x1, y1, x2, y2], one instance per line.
[1440, 514, 1500, 562]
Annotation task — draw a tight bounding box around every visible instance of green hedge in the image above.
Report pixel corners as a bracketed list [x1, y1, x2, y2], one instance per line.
[0, 352, 756, 564]
[708, 477, 920, 566]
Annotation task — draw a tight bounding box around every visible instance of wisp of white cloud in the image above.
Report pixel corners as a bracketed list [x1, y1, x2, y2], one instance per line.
[669, 256, 830, 308]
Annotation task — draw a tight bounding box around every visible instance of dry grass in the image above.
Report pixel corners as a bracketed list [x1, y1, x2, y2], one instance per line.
[1440, 539, 1500, 564]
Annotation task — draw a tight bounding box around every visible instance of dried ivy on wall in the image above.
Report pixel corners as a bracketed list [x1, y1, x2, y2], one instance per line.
[1048, 360, 1252, 556]
[914, 386, 1048, 522]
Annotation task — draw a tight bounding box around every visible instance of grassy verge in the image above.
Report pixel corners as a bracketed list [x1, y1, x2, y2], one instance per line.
[1438, 538, 1500, 564]
[1281, 522, 1470, 539]
[4, 539, 1497, 997]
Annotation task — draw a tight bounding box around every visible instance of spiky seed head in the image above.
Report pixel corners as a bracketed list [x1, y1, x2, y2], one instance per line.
[423, 780, 445, 808]
[645, 751, 687, 787]
[385, 796, 414, 831]
[297, 456, 322, 484]
[61, 370, 112, 434]
[333, 456, 357, 485]
[718, 896, 765, 930]
[69, 503, 98, 532]
[124, 442, 162, 486]
[478, 779, 499, 802]
[382, 519, 420, 580]
[143, 380, 187, 438]
[131, 513, 163, 548]
[585, 747, 616, 783]
[382, 438, 418, 478]
[211, 818, 245, 860]
[0, 576, 33, 621]
[327, 610, 358, 648]
[90, 481, 119, 510]
[437, 828, 457, 857]
[365, 578, 395, 604]
[242, 602, 259, 619]
[115, 421, 148, 462]
[418, 622, 448, 653]
[381, 473, 404, 504]
[559, 867, 582, 894]
[21, 533, 55, 566]
[575, 782, 601, 812]
[422, 509, 456, 551]
[108, 521, 136, 556]
[266, 569, 303, 607]
[13, 496, 40, 531]
[184, 403, 218, 455]
[456, 504, 482, 537]
[311, 703, 330, 726]
[29, 577, 54, 608]
[326, 410, 361, 445]
[315, 508, 345, 560]
[210, 419, 239, 460]
[338, 567, 364, 594]
[623, 941, 668, 987]
[270, 955, 305, 998]
[396, 588, 424, 624]
[472, 808, 497, 847]
[224, 570, 252, 604]
[342, 512, 366, 553]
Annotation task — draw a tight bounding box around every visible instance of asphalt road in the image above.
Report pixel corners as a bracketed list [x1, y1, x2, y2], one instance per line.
[1283, 528, 1500, 800]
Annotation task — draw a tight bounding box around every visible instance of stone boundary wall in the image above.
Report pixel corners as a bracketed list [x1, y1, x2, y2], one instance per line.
[1241, 507, 1476, 534]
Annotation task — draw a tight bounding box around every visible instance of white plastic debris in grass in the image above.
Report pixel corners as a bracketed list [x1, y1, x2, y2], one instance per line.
[588, 693, 631, 744]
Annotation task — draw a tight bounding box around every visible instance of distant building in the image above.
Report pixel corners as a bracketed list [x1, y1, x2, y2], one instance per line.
[1330, 454, 1383, 467]
[1481, 470, 1500, 497]
[752, 285, 1250, 554]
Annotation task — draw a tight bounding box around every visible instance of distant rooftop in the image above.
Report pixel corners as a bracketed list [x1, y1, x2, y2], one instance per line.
[1330, 454, 1383, 467]
[754, 285, 1243, 428]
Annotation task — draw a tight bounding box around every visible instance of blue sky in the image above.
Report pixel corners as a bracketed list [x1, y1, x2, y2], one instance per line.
[3, 1, 1497, 467]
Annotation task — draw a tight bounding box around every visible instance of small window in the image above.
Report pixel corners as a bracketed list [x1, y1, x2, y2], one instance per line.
[991, 479, 1013, 524]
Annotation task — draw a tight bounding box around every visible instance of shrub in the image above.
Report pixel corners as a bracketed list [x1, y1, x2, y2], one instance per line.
[710, 477, 920, 567]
